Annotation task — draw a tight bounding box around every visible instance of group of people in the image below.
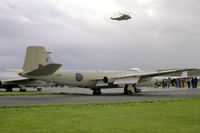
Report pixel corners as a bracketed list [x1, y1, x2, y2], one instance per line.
[187, 77, 198, 88]
[156, 77, 199, 89]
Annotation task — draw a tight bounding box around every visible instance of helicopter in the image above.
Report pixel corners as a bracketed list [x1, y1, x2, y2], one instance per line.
[111, 12, 132, 21]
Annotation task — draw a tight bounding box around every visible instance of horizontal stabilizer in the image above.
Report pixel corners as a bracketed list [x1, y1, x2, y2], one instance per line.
[24, 63, 62, 76]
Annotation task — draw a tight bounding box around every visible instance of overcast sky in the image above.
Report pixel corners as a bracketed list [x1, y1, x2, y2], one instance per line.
[0, 0, 200, 72]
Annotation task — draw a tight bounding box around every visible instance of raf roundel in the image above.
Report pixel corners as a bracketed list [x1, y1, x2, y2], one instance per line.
[46, 57, 51, 63]
[75, 73, 83, 82]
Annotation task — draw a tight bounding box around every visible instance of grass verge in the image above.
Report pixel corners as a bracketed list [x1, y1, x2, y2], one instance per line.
[0, 98, 200, 133]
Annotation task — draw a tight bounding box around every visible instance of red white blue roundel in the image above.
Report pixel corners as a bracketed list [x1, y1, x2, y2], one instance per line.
[76, 73, 83, 82]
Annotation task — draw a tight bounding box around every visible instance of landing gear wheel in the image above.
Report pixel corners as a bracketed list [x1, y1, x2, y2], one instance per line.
[124, 90, 133, 95]
[6, 87, 13, 92]
[37, 88, 42, 91]
[123, 86, 133, 95]
[93, 89, 102, 95]
[134, 87, 141, 93]
[20, 88, 26, 92]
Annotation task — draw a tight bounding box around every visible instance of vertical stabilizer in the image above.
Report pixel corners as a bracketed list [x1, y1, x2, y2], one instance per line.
[23, 46, 54, 73]
[181, 71, 188, 78]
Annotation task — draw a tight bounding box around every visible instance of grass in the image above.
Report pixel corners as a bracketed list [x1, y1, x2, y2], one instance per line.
[0, 98, 200, 133]
[0, 92, 67, 96]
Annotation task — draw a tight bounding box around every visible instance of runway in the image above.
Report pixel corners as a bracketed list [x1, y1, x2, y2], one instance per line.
[0, 87, 200, 105]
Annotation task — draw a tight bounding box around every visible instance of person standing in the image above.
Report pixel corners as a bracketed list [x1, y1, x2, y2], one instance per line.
[175, 79, 178, 88]
[167, 78, 171, 88]
[194, 77, 198, 88]
[182, 79, 185, 88]
[178, 79, 181, 88]
[191, 77, 194, 88]
[187, 78, 191, 88]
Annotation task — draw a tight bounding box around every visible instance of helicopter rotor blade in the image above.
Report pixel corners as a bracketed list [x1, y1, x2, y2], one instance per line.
[126, 12, 132, 15]
[118, 12, 125, 15]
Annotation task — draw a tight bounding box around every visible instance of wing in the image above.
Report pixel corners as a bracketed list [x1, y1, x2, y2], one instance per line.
[96, 68, 198, 86]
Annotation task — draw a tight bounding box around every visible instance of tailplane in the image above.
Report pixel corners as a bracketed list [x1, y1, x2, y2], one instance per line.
[25, 63, 62, 76]
[22, 46, 62, 76]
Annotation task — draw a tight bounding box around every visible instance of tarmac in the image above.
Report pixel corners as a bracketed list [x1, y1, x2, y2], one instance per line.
[0, 87, 200, 105]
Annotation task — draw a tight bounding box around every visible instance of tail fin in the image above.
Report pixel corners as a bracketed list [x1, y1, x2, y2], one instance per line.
[181, 71, 188, 78]
[23, 46, 54, 73]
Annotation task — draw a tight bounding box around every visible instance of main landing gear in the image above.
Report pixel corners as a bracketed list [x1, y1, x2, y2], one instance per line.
[37, 88, 42, 91]
[92, 88, 102, 95]
[135, 88, 141, 93]
[19, 85, 26, 92]
[20, 88, 26, 92]
[123, 85, 141, 95]
[124, 86, 133, 95]
[92, 86, 141, 95]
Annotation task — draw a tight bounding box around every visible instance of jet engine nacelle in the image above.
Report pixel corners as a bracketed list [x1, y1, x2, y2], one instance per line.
[103, 77, 108, 83]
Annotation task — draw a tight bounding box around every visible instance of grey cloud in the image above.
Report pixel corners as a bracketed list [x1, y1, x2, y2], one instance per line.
[0, 0, 200, 72]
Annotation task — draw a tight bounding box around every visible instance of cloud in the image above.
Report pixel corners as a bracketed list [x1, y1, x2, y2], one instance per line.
[0, 0, 200, 72]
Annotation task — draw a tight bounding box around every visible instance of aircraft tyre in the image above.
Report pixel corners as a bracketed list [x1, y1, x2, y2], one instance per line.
[6, 87, 13, 92]
[37, 88, 42, 91]
[124, 90, 133, 95]
[124, 85, 133, 95]
[93, 89, 102, 95]
[135, 87, 141, 93]
[20, 88, 26, 92]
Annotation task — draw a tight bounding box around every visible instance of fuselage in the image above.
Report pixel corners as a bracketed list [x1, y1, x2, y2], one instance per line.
[24, 70, 156, 89]
[27, 70, 124, 89]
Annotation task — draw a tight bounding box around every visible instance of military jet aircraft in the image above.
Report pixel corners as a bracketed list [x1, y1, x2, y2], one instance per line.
[19, 46, 198, 95]
[111, 13, 131, 21]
